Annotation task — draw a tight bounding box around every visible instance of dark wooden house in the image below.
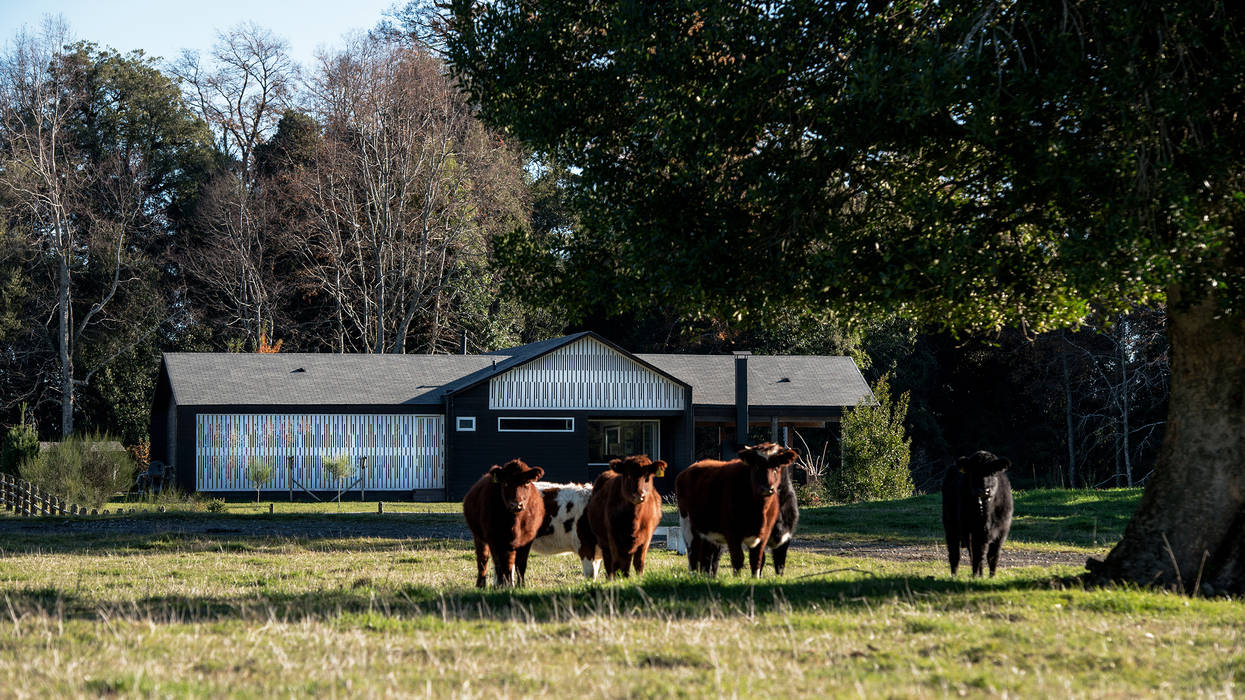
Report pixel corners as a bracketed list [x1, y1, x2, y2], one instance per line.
[150, 332, 870, 500]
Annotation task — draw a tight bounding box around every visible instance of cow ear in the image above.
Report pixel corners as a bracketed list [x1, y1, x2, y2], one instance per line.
[652, 460, 667, 477]
[992, 458, 1011, 474]
[607, 458, 623, 473]
[777, 449, 798, 467]
[956, 456, 969, 474]
[521, 467, 544, 483]
[488, 464, 503, 484]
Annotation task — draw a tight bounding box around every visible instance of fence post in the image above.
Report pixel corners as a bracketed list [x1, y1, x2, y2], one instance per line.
[288, 456, 294, 502]
[359, 456, 367, 502]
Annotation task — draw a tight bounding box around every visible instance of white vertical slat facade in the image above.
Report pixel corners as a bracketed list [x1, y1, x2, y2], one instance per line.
[489, 337, 685, 411]
[194, 413, 444, 492]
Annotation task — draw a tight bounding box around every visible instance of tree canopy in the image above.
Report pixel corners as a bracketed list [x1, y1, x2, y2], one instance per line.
[448, 0, 1241, 329]
[446, 0, 1245, 592]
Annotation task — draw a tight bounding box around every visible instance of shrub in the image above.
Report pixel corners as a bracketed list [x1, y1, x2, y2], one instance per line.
[246, 457, 274, 502]
[1, 407, 39, 477]
[205, 498, 226, 513]
[829, 374, 914, 503]
[21, 432, 136, 507]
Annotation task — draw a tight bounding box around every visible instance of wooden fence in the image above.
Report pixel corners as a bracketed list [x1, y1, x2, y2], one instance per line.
[0, 472, 96, 516]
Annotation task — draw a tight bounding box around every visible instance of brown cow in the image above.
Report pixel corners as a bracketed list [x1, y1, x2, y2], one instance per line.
[586, 454, 666, 579]
[675, 442, 798, 577]
[462, 459, 546, 587]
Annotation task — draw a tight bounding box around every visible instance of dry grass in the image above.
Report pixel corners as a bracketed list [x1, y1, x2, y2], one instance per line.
[0, 527, 1241, 698]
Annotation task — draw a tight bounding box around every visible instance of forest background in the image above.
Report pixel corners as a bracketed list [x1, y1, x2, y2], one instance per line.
[0, 10, 1169, 492]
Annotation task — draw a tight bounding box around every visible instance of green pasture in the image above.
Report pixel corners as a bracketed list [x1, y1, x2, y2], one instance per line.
[0, 488, 1240, 698]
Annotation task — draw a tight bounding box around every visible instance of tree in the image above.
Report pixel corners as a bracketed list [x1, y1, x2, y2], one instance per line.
[246, 456, 274, 503]
[833, 375, 914, 503]
[0, 23, 214, 437]
[171, 23, 296, 346]
[293, 33, 529, 353]
[446, 1, 1245, 592]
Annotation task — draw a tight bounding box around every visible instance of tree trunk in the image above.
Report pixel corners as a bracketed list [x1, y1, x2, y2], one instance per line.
[1087, 290, 1245, 594]
[1061, 338, 1077, 488]
[58, 254, 74, 438]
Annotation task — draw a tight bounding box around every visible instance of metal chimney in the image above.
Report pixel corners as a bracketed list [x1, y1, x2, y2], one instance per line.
[460, 329, 468, 355]
[733, 351, 750, 452]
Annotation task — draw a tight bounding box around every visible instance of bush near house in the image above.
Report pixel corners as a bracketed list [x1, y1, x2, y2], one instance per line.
[21, 433, 135, 507]
[829, 375, 914, 503]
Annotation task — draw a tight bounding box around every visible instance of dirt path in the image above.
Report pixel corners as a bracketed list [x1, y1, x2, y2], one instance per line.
[794, 539, 1093, 568]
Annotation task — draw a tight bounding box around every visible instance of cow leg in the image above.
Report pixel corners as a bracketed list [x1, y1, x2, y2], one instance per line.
[632, 544, 648, 576]
[986, 538, 1003, 577]
[613, 537, 632, 578]
[727, 541, 746, 575]
[968, 532, 986, 577]
[945, 529, 960, 576]
[688, 537, 706, 574]
[474, 539, 490, 588]
[748, 544, 764, 578]
[771, 542, 790, 576]
[707, 543, 722, 576]
[496, 548, 517, 587]
[515, 544, 533, 587]
[581, 555, 601, 581]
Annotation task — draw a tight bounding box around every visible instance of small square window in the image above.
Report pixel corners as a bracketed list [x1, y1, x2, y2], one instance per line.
[456, 416, 476, 432]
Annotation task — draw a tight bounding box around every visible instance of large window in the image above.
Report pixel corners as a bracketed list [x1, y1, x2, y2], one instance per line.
[588, 420, 659, 465]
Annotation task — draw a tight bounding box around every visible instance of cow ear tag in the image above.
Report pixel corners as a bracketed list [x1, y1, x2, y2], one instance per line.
[656, 464, 666, 477]
[959, 467, 966, 474]
[491, 474, 499, 484]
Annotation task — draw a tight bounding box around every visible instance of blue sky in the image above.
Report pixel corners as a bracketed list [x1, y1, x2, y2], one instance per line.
[1, 0, 401, 68]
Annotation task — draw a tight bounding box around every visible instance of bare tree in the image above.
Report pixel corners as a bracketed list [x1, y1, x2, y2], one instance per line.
[171, 23, 295, 346]
[295, 34, 526, 354]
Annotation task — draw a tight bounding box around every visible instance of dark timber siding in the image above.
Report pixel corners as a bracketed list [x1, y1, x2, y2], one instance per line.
[444, 382, 692, 500]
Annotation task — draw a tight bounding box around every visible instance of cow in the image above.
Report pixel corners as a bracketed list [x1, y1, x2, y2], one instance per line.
[530, 481, 602, 580]
[585, 454, 666, 579]
[462, 458, 546, 587]
[766, 464, 800, 575]
[942, 450, 1014, 577]
[676, 442, 799, 577]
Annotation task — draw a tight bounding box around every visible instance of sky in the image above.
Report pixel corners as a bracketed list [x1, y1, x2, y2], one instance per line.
[0, 0, 401, 69]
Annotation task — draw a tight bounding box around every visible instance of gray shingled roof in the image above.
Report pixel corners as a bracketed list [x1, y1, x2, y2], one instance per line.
[163, 335, 871, 410]
[636, 354, 872, 408]
[163, 353, 499, 406]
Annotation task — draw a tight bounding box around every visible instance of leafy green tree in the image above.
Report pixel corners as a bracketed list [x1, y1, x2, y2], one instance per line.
[0, 26, 214, 438]
[322, 454, 355, 508]
[246, 457, 274, 503]
[832, 375, 914, 503]
[0, 405, 39, 477]
[446, 1, 1245, 591]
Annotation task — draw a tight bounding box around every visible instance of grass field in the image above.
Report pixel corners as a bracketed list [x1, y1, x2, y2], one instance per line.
[1, 489, 1241, 698]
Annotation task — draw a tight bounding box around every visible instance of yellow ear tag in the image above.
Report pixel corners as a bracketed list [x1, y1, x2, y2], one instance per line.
[656, 465, 666, 477]
[491, 474, 499, 484]
[959, 468, 966, 474]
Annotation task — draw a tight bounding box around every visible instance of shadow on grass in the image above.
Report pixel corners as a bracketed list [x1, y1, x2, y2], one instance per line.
[3, 569, 1083, 625]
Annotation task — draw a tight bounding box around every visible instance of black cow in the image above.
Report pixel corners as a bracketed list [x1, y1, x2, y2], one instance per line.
[942, 450, 1013, 577]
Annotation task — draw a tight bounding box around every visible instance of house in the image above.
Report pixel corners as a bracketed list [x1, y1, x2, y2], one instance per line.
[150, 332, 871, 500]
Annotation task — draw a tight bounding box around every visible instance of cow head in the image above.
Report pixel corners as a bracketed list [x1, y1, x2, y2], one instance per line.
[488, 459, 545, 513]
[957, 451, 1010, 516]
[737, 442, 798, 498]
[607, 454, 667, 506]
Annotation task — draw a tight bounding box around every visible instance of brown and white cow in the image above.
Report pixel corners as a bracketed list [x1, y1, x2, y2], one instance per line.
[586, 454, 666, 579]
[462, 459, 546, 587]
[530, 481, 602, 580]
[675, 442, 798, 577]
